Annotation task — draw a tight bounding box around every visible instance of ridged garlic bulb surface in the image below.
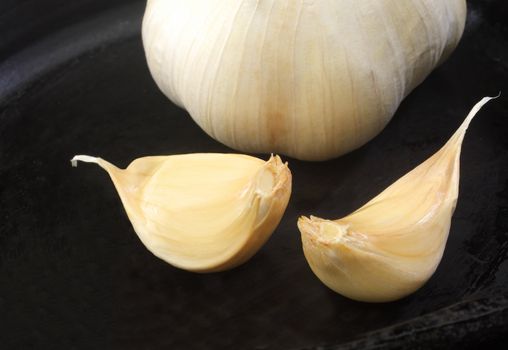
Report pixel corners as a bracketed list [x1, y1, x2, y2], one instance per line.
[142, 0, 467, 161]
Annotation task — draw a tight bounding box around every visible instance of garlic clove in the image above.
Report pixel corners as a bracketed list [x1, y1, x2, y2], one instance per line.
[72, 153, 292, 272]
[298, 97, 496, 302]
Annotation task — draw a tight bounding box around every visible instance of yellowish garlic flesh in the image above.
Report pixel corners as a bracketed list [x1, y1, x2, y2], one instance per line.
[142, 0, 467, 161]
[71, 153, 292, 272]
[298, 97, 496, 302]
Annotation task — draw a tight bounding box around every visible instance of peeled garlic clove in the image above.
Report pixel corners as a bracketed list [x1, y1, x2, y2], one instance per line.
[142, 0, 466, 160]
[298, 97, 495, 302]
[72, 153, 291, 272]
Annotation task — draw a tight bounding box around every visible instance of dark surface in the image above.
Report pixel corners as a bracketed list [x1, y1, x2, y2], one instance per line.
[1, 1, 508, 349]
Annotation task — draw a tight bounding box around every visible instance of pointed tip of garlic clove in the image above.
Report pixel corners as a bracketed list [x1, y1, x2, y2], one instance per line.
[71, 155, 100, 167]
[70, 155, 120, 175]
[453, 95, 499, 139]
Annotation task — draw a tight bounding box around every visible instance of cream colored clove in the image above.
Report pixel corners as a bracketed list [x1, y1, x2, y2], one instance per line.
[72, 153, 292, 272]
[298, 97, 496, 302]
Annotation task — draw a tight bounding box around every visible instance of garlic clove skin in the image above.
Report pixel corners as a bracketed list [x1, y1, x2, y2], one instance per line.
[72, 153, 292, 272]
[142, 0, 466, 161]
[298, 97, 496, 302]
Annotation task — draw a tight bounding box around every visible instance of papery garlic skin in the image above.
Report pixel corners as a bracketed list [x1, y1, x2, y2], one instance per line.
[298, 97, 495, 302]
[142, 0, 467, 161]
[72, 154, 292, 272]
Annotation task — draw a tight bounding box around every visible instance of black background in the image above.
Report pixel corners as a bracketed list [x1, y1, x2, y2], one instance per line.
[1, 1, 508, 349]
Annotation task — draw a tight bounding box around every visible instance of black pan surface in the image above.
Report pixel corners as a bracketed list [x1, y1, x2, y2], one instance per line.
[1, 1, 508, 349]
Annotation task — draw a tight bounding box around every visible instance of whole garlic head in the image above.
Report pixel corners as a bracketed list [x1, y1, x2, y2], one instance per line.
[142, 0, 467, 161]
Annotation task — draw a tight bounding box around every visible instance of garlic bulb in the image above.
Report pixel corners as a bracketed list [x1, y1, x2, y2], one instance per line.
[142, 0, 467, 161]
[298, 97, 495, 302]
[71, 153, 291, 272]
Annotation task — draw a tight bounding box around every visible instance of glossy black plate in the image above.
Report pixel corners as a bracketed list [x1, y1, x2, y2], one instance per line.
[1, 1, 508, 348]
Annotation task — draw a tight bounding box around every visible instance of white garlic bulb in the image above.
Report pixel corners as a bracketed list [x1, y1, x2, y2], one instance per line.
[142, 0, 467, 161]
[298, 97, 495, 302]
[72, 154, 291, 272]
